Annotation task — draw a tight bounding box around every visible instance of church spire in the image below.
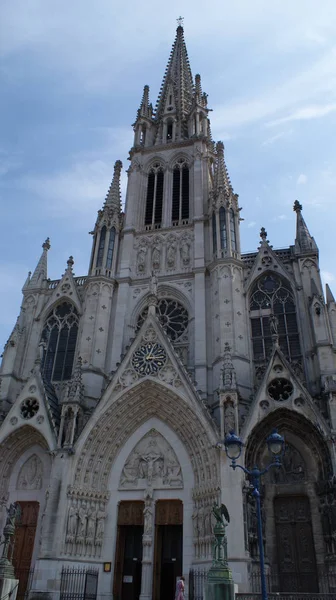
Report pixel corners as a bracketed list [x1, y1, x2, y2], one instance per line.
[154, 24, 194, 141]
[136, 85, 152, 121]
[215, 141, 233, 198]
[293, 200, 317, 253]
[104, 160, 122, 211]
[29, 238, 50, 288]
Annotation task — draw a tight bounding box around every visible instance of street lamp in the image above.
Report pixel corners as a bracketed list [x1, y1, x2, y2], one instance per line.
[224, 429, 284, 600]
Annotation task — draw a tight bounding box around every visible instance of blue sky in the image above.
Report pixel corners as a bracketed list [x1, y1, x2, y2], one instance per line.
[1, 0, 336, 347]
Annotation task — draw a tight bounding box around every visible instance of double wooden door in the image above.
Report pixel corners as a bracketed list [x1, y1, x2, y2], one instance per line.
[153, 500, 183, 600]
[274, 496, 317, 592]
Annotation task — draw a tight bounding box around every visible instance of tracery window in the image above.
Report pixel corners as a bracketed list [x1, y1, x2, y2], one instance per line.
[212, 212, 217, 254]
[172, 158, 189, 225]
[106, 227, 116, 270]
[96, 226, 106, 267]
[230, 209, 236, 251]
[219, 207, 227, 250]
[137, 298, 189, 363]
[250, 274, 301, 363]
[41, 302, 79, 382]
[144, 163, 164, 229]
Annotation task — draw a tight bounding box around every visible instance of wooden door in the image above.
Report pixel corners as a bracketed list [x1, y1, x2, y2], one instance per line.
[274, 496, 317, 592]
[12, 502, 39, 600]
[113, 501, 144, 600]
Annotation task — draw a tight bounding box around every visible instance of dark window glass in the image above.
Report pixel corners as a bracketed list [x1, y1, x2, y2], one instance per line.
[219, 207, 227, 249]
[250, 275, 301, 363]
[172, 162, 189, 224]
[41, 302, 79, 382]
[212, 212, 217, 254]
[230, 209, 236, 251]
[181, 167, 189, 220]
[96, 226, 106, 267]
[172, 169, 180, 222]
[145, 167, 164, 227]
[106, 228, 116, 270]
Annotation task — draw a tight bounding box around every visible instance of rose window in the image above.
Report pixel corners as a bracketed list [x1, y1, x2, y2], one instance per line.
[267, 378, 293, 402]
[20, 398, 39, 419]
[137, 299, 188, 342]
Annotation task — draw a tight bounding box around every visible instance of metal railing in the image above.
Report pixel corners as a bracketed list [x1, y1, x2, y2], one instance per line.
[250, 569, 336, 595]
[60, 566, 99, 600]
[189, 568, 208, 600]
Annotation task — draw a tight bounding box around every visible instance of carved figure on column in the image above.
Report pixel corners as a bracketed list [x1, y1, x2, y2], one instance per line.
[66, 498, 78, 545]
[224, 401, 236, 437]
[152, 246, 161, 271]
[76, 500, 88, 555]
[64, 407, 76, 446]
[95, 502, 106, 551]
[269, 313, 279, 346]
[166, 243, 177, 269]
[137, 246, 147, 273]
[180, 240, 191, 266]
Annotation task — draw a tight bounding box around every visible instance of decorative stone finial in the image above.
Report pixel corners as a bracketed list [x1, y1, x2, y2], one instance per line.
[177, 16, 184, 28]
[67, 256, 74, 271]
[260, 227, 267, 242]
[293, 199, 302, 213]
[42, 238, 50, 251]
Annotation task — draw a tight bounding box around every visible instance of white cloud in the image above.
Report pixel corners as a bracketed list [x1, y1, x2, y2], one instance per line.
[273, 214, 290, 222]
[261, 130, 292, 146]
[247, 221, 256, 228]
[268, 103, 336, 127]
[297, 174, 307, 185]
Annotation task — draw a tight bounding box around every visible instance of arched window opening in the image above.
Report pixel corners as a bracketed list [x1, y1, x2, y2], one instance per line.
[41, 302, 79, 382]
[172, 159, 189, 225]
[96, 226, 106, 267]
[212, 212, 217, 255]
[219, 207, 227, 250]
[167, 120, 173, 141]
[230, 209, 236, 251]
[90, 233, 97, 272]
[139, 125, 146, 146]
[250, 274, 301, 365]
[106, 227, 116, 270]
[144, 164, 164, 229]
[137, 298, 189, 364]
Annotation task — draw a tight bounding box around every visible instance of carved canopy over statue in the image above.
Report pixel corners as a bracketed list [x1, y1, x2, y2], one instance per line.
[119, 429, 183, 489]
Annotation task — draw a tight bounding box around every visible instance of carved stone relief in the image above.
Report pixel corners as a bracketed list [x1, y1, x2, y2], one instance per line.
[16, 454, 43, 490]
[119, 429, 183, 490]
[64, 489, 109, 558]
[134, 231, 193, 275]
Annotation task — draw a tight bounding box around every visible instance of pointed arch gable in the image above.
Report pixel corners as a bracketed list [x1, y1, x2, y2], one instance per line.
[74, 380, 219, 493]
[0, 426, 49, 502]
[244, 408, 332, 481]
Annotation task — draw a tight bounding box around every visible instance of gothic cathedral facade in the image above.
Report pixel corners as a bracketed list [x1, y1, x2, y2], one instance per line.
[1, 25, 336, 600]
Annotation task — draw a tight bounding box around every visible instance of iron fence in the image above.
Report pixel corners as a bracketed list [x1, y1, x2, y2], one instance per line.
[237, 595, 336, 600]
[60, 566, 99, 600]
[15, 567, 34, 600]
[189, 568, 208, 600]
[250, 569, 336, 595]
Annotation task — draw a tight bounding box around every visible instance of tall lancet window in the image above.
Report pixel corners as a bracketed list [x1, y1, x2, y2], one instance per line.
[230, 209, 236, 251]
[172, 158, 189, 225]
[96, 226, 106, 267]
[212, 212, 217, 254]
[41, 302, 79, 382]
[219, 207, 227, 250]
[144, 163, 164, 229]
[250, 274, 301, 365]
[106, 227, 116, 270]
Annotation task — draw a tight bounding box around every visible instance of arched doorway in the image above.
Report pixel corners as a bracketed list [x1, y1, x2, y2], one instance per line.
[244, 409, 332, 593]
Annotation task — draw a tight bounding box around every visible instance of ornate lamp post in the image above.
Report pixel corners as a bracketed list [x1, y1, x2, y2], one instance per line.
[224, 430, 284, 600]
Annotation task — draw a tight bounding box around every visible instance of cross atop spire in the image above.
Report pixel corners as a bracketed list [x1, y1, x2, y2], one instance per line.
[176, 16, 184, 27]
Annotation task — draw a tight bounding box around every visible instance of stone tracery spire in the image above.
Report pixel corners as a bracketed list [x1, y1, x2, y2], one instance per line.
[104, 160, 123, 211]
[154, 24, 194, 131]
[293, 200, 317, 253]
[215, 141, 233, 198]
[136, 85, 153, 121]
[29, 238, 50, 287]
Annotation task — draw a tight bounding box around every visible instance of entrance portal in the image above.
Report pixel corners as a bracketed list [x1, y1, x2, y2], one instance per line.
[274, 496, 317, 592]
[153, 500, 183, 600]
[12, 501, 39, 600]
[113, 501, 144, 600]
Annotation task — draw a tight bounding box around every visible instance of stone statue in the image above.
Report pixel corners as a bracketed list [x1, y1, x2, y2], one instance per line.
[137, 247, 147, 273]
[86, 502, 97, 545]
[224, 403, 235, 436]
[269, 313, 279, 337]
[180, 241, 191, 266]
[166, 243, 176, 269]
[149, 271, 158, 296]
[76, 501, 88, 541]
[152, 247, 161, 271]
[95, 503, 106, 547]
[64, 408, 75, 446]
[0, 503, 21, 573]
[66, 499, 78, 543]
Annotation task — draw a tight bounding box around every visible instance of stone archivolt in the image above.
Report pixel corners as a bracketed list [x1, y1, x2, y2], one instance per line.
[74, 381, 219, 493]
[119, 429, 183, 489]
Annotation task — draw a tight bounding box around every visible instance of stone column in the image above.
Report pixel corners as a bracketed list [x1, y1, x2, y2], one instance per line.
[139, 490, 155, 600]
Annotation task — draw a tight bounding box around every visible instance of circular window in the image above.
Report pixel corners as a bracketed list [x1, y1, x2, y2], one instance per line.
[267, 378, 293, 402]
[20, 398, 39, 420]
[137, 299, 188, 342]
